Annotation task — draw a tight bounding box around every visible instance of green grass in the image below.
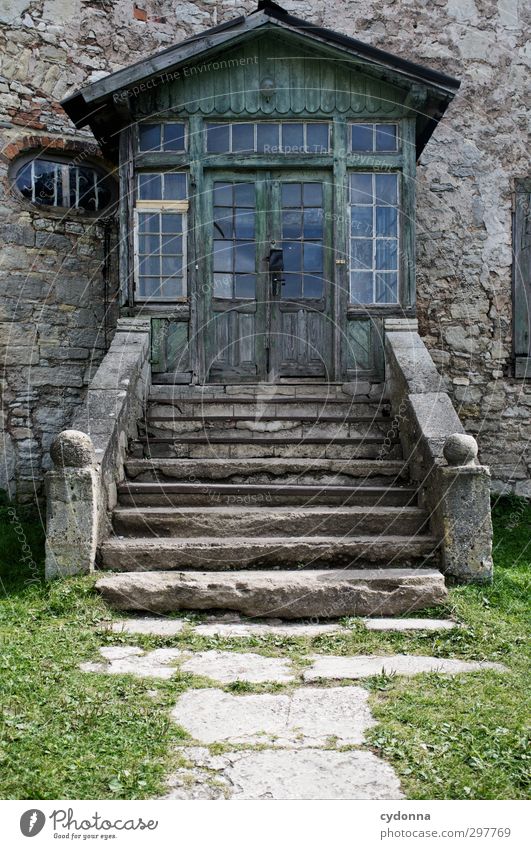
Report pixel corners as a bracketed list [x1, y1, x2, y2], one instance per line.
[0, 495, 529, 799]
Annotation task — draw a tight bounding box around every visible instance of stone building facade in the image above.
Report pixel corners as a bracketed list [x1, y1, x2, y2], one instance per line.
[0, 0, 529, 501]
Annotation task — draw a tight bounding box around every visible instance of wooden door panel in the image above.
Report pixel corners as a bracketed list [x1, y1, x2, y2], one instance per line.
[209, 308, 258, 379]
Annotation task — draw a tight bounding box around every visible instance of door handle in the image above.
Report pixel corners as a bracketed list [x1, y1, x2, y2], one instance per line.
[269, 248, 284, 297]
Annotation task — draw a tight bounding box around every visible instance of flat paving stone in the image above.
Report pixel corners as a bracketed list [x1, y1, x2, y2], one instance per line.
[80, 646, 182, 679]
[164, 748, 403, 800]
[110, 618, 186, 636]
[194, 618, 346, 637]
[303, 654, 507, 681]
[363, 618, 459, 631]
[171, 686, 373, 746]
[180, 650, 295, 683]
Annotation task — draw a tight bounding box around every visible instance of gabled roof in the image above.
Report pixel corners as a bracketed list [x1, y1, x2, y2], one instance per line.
[62, 0, 460, 160]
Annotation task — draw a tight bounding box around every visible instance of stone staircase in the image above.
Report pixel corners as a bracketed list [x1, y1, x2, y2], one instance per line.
[95, 382, 447, 617]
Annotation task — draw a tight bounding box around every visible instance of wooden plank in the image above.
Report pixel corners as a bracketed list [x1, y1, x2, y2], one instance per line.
[514, 187, 531, 359]
[514, 357, 531, 378]
[401, 117, 416, 308]
[347, 318, 371, 372]
[333, 116, 348, 380]
[118, 128, 134, 306]
[151, 372, 193, 384]
[320, 60, 336, 113]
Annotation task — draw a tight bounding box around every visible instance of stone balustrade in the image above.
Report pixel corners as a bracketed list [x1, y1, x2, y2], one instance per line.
[384, 319, 493, 583]
[45, 318, 151, 579]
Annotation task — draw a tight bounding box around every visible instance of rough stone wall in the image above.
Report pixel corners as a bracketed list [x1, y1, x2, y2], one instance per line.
[0, 0, 529, 498]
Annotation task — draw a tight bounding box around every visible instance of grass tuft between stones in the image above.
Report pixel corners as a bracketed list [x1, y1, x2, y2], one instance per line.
[0, 496, 529, 799]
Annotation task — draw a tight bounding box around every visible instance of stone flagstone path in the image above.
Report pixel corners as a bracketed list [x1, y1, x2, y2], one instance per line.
[80, 616, 507, 800]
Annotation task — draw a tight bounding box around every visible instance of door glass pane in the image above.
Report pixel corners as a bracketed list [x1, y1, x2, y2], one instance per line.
[138, 212, 159, 233]
[161, 213, 182, 233]
[257, 123, 279, 153]
[138, 173, 162, 200]
[162, 255, 182, 276]
[282, 274, 303, 298]
[139, 255, 159, 275]
[234, 242, 255, 272]
[350, 271, 373, 303]
[306, 123, 329, 152]
[350, 173, 372, 204]
[163, 123, 186, 151]
[139, 124, 161, 152]
[213, 182, 233, 205]
[375, 174, 398, 205]
[138, 277, 160, 298]
[234, 208, 255, 238]
[212, 182, 256, 299]
[351, 239, 372, 269]
[164, 172, 186, 200]
[160, 277, 184, 298]
[283, 241, 302, 271]
[235, 274, 256, 298]
[232, 123, 254, 152]
[213, 240, 232, 272]
[213, 273, 233, 298]
[281, 183, 301, 207]
[282, 211, 302, 239]
[375, 239, 398, 270]
[206, 123, 230, 153]
[282, 123, 304, 151]
[303, 183, 322, 206]
[351, 206, 373, 237]
[303, 208, 323, 238]
[139, 234, 160, 254]
[375, 272, 398, 303]
[214, 207, 232, 238]
[234, 183, 255, 206]
[375, 124, 397, 152]
[303, 242, 323, 272]
[351, 124, 373, 152]
[375, 206, 397, 236]
[161, 234, 182, 253]
[303, 275, 323, 298]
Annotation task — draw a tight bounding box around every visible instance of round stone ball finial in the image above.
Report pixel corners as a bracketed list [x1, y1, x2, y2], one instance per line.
[50, 430, 95, 469]
[443, 433, 478, 466]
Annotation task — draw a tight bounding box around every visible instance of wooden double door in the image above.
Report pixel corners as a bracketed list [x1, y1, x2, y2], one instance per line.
[205, 170, 334, 382]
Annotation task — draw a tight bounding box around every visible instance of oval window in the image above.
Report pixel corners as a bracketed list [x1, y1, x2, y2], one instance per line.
[14, 155, 115, 213]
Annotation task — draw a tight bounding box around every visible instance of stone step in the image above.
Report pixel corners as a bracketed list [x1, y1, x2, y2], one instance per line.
[149, 383, 383, 401]
[112, 505, 429, 538]
[141, 422, 394, 442]
[95, 568, 447, 618]
[117, 481, 417, 507]
[100, 534, 438, 571]
[147, 400, 389, 418]
[124, 457, 408, 484]
[131, 438, 401, 461]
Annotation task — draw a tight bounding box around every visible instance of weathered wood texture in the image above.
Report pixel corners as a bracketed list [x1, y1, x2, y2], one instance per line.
[134, 36, 410, 119]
